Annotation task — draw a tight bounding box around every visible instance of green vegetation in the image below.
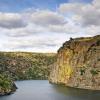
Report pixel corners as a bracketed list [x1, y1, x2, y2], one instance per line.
[80, 69, 85, 75]
[90, 70, 99, 75]
[0, 74, 16, 95]
[0, 52, 56, 80]
[0, 52, 56, 95]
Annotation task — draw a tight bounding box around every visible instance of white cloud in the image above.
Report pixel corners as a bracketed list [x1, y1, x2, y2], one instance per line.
[0, 12, 27, 29]
[30, 10, 67, 26]
[0, 0, 100, 52]
[48, 23, 81, 34]
[92, 0, 100, 9]
[1, 10, 68, 37]
[85, 25, 100, 35]
[6, 23, 47, 37]
[59, 1, 100, 27]
[59, 3, 85, 14]
[2, 33, 69, 52]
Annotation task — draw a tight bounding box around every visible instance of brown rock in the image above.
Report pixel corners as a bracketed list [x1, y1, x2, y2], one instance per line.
[49, 35, 100, 90]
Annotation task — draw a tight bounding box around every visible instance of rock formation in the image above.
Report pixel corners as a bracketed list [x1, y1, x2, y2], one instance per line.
[0, 74, 17, 96]
[49, 35, 100, 90]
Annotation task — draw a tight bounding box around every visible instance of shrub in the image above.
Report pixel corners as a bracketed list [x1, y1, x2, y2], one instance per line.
[80, 69, 85, 75]
[90, 70, 98, 75]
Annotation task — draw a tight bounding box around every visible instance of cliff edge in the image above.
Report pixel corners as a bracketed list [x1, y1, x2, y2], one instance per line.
[49, 35, 100, 90]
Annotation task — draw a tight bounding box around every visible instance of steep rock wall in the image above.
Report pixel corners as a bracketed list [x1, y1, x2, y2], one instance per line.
[49, 35, 100, 90]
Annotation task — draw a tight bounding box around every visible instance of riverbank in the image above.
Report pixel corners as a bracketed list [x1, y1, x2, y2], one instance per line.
[0, 74, 17, 96]
[0, 52, 56, 95]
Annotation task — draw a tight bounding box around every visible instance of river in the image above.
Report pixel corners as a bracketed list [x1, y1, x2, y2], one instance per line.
[0, 80, 100, 100]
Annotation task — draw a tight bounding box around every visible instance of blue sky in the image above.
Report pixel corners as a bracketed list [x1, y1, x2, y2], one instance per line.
[0, 0, 99, 52]
[0, 0, 68, 12]
[0, 0, 92, 12]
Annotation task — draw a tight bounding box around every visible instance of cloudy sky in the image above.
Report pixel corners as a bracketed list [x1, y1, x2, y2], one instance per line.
[0, 0, 100, 52]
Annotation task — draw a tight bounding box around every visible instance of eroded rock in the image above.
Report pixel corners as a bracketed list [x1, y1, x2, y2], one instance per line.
[49, 35, 100, 90]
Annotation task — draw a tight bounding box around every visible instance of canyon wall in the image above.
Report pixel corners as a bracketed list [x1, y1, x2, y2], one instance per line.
[49, 35, 100, 90]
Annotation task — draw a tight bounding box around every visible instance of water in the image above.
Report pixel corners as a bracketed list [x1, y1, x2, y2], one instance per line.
[0, 80, 100, 100]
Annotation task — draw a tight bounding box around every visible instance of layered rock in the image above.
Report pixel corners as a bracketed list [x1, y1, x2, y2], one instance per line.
[49, 35, 100, 90]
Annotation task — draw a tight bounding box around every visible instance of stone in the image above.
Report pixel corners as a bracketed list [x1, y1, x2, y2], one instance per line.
[49, 35, 100, 90]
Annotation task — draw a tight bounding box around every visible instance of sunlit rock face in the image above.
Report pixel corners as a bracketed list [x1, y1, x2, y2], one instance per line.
[49, 35, 100, 90]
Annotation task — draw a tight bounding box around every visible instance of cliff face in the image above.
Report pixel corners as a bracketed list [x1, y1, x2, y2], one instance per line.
[49, 35, 100, 90]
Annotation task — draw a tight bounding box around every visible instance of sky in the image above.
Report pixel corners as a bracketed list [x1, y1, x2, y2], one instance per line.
[0, 0, 100, 52]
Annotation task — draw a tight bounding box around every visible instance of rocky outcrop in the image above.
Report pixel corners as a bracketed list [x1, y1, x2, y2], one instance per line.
[49, 35, 100, 90]
[0, 74, 17, 96]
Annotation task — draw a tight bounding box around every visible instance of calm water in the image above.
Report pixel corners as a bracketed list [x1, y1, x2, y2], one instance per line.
[0, 80, 100, 100]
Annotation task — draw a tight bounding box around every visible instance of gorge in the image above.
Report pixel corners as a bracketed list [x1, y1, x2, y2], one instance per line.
[0, 35, 100, 96]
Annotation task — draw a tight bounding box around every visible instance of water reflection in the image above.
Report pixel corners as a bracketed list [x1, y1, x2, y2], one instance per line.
[51, 84, 100, 100]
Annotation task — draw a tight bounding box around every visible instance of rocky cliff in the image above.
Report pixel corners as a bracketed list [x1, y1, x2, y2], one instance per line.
[49, 35, 100, 90]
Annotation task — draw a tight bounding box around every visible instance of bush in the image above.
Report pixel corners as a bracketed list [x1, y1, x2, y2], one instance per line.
[80, 69, 85, 75]
[90, 70, 98, 75]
